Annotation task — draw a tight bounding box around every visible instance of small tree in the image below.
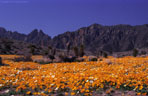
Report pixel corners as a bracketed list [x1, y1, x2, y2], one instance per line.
[73, 46, 79, 57]
[0, 57, 2, 65]
[80, 44, 85, 57]
[133, 49, 138, 57]
[48, 55, 55, 62]
[48, 49, 56, 62]
[103, 52, 108, 58]
[28, 44, 36, 55]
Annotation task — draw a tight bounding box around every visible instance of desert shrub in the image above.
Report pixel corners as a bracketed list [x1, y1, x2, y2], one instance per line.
[13, 57, 25, 62]
[88, 56, 98, 61]
[90, 58, 98, 61]
[75, 57, 84, 62]
[13, 54, 32, 62]
[0, 57, 6, 66]
[103, 52, 108, 58]
[48, 55, 55, 62]
[133, 49, 138, 57]
[28, 44, 37, 55]
[24, 54, 32, 61]
[98, 58, 103, 61]
[34, 58, 52, 64]
[0, 57, 2, 65]
[59, 55, 76, 62]
[43, 47, 56, 62]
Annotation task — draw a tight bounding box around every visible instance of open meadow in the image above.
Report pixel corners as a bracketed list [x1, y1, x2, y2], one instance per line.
[0, 55, 148, 96]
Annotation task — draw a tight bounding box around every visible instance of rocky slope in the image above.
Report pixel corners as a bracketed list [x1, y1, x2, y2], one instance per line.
[0, 28, 51, 46]
[52, 24, 148, 54]
[1, 24, 148, 54]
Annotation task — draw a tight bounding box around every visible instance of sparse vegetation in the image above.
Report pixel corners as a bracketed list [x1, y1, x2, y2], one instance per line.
[28, 44, 36, 55]
[103, 52, 108, 58]
[59, 54, 76, 62]
[13, 54, 32, 62]
[0, 57, 2, 65]
[133, 48, 139, 57]
[90, 58, 98, 61]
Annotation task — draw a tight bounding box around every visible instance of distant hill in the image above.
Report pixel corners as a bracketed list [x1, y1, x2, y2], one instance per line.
[1, 24, 148, 55]
[0, 28, 51, 46]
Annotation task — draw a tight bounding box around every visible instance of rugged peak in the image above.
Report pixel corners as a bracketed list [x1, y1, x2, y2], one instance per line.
[0, 27, 6, 32]
[90, 23, 102, 26]
[28, 29, 47, 37]
[1, 24, 148, 54]
[0, 28, 51, 46]
[89, 23, 103, 29]
[28, 29, 39, 36]
[39, 30, 46, 35]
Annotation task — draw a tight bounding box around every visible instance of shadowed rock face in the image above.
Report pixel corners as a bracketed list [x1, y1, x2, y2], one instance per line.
[1, 24, 148, 54]
[26, 29, 52, 46]
[0, 28, 52, 46]
[52, 24, 148, 53]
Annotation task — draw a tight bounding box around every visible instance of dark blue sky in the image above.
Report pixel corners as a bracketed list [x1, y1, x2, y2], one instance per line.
[0, 0, 148, 37]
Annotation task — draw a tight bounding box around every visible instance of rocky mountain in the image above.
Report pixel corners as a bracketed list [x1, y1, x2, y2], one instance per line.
[52, 24, 148, 54]
[0, 28, 51, 46]
[1, 24, 148, 54]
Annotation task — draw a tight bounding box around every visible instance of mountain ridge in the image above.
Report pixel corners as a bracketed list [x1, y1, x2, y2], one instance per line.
[1, 24, 148, 54]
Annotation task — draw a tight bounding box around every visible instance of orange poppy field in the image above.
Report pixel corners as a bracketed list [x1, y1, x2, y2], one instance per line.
[0, 55, 148, 96]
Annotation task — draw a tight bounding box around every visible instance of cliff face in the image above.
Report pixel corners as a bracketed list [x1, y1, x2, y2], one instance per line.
[1, 24, 148, 54]
[52, 24, 148, 53]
